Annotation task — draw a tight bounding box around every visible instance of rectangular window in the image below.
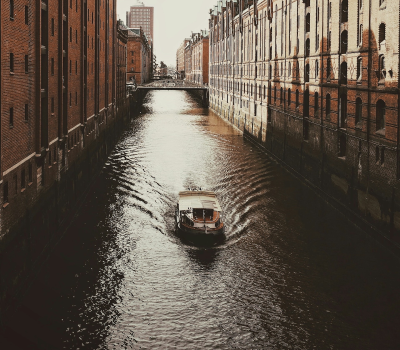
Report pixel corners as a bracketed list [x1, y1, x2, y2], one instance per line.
[28, 163, 32, 183]
[3, 182, 9, 204]
[51, 97, 54, 113]
[21, 169, 26, 190]
[10, 0, 14, 19]
[70, 93, 72, 107]
[51, 58, 54, 75]
[9, 107, 13, 127]
[25, 5, 28, 25]
[13, 174, 17, 194]
[10, 53, 14, 72]
[25, 55, 28, 73]
[70, 27, 72, 42]
[51, 18, 55, 36]
[25, 104, 29, 121]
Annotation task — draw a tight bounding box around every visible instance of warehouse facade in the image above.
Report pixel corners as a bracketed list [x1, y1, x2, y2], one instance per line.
[209, 0, 400, 243]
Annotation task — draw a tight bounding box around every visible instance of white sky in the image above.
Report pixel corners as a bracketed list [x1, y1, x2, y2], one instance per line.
[117, 0, 218, 67]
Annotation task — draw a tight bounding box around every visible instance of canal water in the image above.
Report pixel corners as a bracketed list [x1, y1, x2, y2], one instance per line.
[2, 91, 400, 349]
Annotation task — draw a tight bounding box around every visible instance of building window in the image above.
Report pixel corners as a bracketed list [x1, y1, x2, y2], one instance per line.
[315, 60, 319, 79]
[379, 55, 386, 80]
[357, 57, 362, 81]
[21, 169, 26, 190]
[376, 99, 386, 132]
[9, 107, 13, 127]
[341, 30, 348, 53]
[355, 98, 362, 125]
[51, 18, 55, 36]
[25, 6, 29, 25]
[359, 25, 363, 46]
[305, 64, 310, 82]
[326, 94, 331, 119]
[340, 62, 347, 84]
[10, 0, 14, 19]
[25, 104, 29, 121]
[339, 134, 347, 158]
[288, 88, 291, 106]
[51, 98, 54, 113]
[10, 53, 14, 73]
[341, 0, 348, 23]
[327, 57, 331, 80]
[3, 182, 9, 204]
[28, 163, 32, 183]
[51, 58, 54, 75]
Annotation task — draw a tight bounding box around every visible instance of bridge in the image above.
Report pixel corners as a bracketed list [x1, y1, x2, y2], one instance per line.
[137, 80, 208, 91]
[136, 80, 209, 105]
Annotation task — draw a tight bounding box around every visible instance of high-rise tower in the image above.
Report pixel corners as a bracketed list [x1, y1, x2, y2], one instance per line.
[126, 1, 154, 45]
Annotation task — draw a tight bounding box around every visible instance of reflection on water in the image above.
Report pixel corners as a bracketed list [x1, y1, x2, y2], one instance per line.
[2, 91, 400, 350]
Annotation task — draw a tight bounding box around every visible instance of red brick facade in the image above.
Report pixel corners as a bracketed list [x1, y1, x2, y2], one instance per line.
[0, 0, 126, 237]
[126, 28, 152, 85]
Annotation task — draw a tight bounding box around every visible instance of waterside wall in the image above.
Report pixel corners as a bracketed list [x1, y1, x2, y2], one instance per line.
[0, 92, 144, 320]
[210, 97, 400, 256]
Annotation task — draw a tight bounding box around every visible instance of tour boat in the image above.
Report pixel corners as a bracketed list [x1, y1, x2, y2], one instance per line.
[175, 190, 225, 245]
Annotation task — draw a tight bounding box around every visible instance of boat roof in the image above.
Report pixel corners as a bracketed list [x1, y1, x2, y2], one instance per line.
[178, 191, 222, 212]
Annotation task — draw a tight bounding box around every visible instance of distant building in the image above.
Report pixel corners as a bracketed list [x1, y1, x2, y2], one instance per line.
[127, 28, 152, 84]
[184, 31, 209, 85]
[176, 39, 190, 79]
[126, 1, 154, 46]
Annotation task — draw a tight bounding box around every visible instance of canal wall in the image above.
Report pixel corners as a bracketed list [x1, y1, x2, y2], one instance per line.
[0, 92, 145, 320]
[210, 98, 400, 255]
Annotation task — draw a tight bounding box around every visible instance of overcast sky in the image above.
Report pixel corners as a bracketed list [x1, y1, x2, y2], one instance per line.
[117, 0, 218, 67]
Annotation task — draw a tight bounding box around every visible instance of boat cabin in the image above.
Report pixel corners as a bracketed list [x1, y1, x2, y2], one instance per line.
[177, 191, 223, 230]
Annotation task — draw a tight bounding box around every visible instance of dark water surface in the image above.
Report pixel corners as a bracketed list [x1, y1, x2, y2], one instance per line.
[2, 91, 400, 349]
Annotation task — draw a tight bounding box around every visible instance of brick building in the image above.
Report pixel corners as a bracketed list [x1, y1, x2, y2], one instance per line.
[127, 28, 152, 84]
[184, 31, 210, 85]
[209, 0, 400, 240]
[0, 0, 126, 238]
[176, 39, 190, 79]
[126, 0, 154, 46]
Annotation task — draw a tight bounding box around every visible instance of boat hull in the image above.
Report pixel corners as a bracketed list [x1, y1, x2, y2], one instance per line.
[175, 219, 225, 246]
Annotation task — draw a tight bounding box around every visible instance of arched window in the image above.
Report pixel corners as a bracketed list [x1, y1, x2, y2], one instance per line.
[305, 38, 310, 57]
[359, 24, 363, 46]
[355, 98, 362, 125]
[288, 62, 291, 77]
[379, 23, 386, 49]
[376, 99, 386, 132]
[314, 92, 319, 116]
[305, 64, 310, 82]
[326, 94, 331, 119]
[341, 31, 348, 53]
[315, 60, 319, 79]
[327, 57, 331, 80]
[341, 0, 348, 23]
[379, 55, 386, 80]
[288, 88, 291, 106]
[340, 93, 347, 128]
[306, 13, 311, 32]
[340, 62, 347, 84]
[304, 89, 309, 118]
